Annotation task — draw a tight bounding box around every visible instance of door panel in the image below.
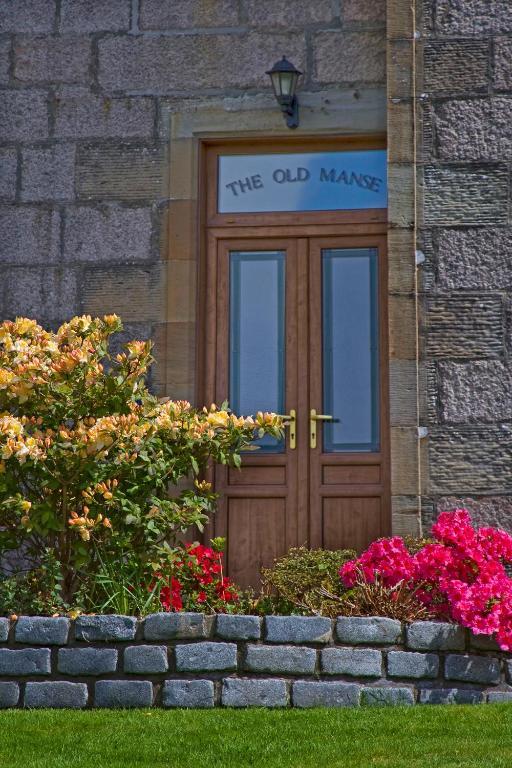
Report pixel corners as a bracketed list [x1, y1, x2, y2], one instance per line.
[323, 497, 383, 552]
[213, 238, 302, 588]
[309, 236, 390, 551]
[227, 497, 287, 587]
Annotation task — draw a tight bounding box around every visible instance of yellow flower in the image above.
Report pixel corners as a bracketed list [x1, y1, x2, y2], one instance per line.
[0, 369, 15, 388]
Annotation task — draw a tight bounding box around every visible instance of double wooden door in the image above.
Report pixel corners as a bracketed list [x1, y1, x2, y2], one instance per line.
[203, 231, 390, 587]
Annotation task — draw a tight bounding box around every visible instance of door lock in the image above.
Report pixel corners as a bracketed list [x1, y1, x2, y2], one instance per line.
[309, 408, 333, 449]
[276, 409, 296, 450]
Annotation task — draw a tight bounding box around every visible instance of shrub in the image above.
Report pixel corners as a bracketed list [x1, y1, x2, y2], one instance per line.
[341, 510, 512, 650]
[152, 539, 240, 613]
[0, 316, 282, 611]
[260, 546, 355, 617]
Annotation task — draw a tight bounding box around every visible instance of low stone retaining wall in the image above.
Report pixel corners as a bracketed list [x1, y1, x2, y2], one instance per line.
[0, 613, 511, 708]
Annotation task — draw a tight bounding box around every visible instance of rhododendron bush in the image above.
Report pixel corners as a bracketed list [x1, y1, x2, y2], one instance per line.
[0, 315, 282, 609]
[154, 540, 239, 613]
[341, 510, 512, 650]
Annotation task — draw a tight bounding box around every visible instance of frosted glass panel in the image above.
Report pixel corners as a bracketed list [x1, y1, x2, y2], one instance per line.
[323, 248, 379, 452]
[230, 251, 285, 452]
[218, 150, 387, 213]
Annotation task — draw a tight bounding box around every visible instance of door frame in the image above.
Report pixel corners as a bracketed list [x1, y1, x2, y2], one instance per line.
[197, 137, 390, 558]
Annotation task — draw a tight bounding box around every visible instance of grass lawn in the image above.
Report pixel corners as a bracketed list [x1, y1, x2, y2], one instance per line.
[1, 705, 512, 768]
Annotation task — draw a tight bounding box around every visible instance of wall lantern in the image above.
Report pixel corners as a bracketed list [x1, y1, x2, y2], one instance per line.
[266, 56, 302, 129]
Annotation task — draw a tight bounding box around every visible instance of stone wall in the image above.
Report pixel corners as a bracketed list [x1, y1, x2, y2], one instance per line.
[419, 1, 512, 529]
[0, 613, 511, 708]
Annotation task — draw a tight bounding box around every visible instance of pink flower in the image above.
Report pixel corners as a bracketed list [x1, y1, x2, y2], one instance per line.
[340, 510, 512, 651]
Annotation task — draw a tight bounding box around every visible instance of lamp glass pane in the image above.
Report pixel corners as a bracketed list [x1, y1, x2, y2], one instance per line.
[270, 71, 282, 97]
[278, 71, 294, 97]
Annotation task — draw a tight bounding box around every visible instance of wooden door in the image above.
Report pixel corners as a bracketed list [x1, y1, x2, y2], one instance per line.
[205, 232, 390, 586]
[211, 237, 307, 587]
[308, 235, 390, 552]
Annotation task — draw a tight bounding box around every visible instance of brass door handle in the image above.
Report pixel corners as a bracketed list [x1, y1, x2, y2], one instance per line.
[276, 409, 296, 450]
[310, 408, 333, 449]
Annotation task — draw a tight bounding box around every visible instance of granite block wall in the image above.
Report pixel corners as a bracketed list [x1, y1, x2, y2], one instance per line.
[0, 613, 511, 708]
[419, 0, 512, 530]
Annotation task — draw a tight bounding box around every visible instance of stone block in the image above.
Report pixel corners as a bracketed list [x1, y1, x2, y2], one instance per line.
[495, 38, 512, 90]
[245, 0, 334, 27]
[336, 617, 402, 645]
[124, 645, 168, 674]
[222, 678, 288, 708]
[58, 648, 118, 676]
[0, 207, 60, 265]
[95, 680, 153, 708]
[14, 35, 90, 84]
[429, 426, 512, 494]
[0, 90, 48, 141]
[439, 361, 512, 424]
[98, 32, 306, 92]
[361, 687, 414, 706]
[144, 613, 209, 641]
[423, 164, 508, 226]
[344, 0, 385, 22]
[0, 619, 9, 642]
[140, 0, 240, 28]
[215, 615, 261, 641]
[437, 227, 512, 290]
[0, 683, 19, 708]
[387, 40, 413, 101]
[25, 682, 88, 709]
[406, 621, 465, 651]
[175, 642, 237, 673]
[0, 38, 10, 84]
[387, 164, 414, 228]
[60, 0, 131, 31]
[75, 615, 137, 642]
[0, 149, 17, 201]
[0, 649, 51, 676]
[426, 296, 503, 359]
[21, 144, 75, 202]
[15, 617, 69, 645]
[440, 496, 512, 533]
[469, 632, 501, 652]
[435, 0, 512, 35]
[0, 0, 55, 32]
[63, 206, 152, 263]
[389, 294, 416, 360]
[388, 651, 439, 679]
[321, 648, 382, 678]
[162, 680, 214, 708]
[424, 41, 489, 95]
[504, 660, 512, 683]
[313, 31, 385, 85]
[419, 688, 484, 704]
[244, 645, 316, 675]
[435, 98, 512, 162]
[82, 264, 164, 323]
[4, 266, 78, 323]
[166, 260, 196, 322]
[265, 616, 332, 644]
[293, 681, 360, 708]
[488, 691, 512, 703]
[76, 144, 166, 201]
[54, 88, 154, 139]
[445, 654, 501, 685]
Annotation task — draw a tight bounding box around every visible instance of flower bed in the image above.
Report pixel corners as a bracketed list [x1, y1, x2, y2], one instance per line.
[0, 613, 511, 709]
